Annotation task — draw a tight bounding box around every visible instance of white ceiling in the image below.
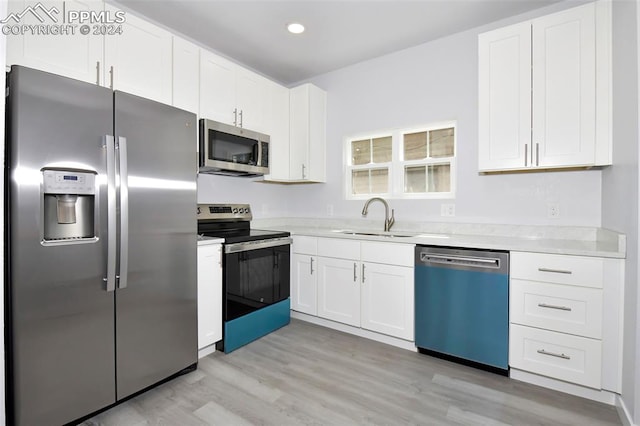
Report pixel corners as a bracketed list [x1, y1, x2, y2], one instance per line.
[115, 0, 567, 85]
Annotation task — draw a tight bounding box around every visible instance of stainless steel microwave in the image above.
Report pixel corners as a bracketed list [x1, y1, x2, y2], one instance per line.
[199, 119, 269, 177]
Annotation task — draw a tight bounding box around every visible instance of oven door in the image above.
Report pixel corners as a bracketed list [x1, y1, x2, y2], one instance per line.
[223, 237, 292, 321]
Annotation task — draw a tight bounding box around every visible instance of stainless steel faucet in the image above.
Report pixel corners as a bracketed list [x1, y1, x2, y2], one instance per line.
[361, 197, 395, 232]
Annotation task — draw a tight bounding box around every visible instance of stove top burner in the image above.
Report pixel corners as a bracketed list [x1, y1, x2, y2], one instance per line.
[197, 203, 289, 243]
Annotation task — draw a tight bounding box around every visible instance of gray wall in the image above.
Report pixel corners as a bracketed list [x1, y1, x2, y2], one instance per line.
[198, 1, 603, 228]
[601, 0, 639, 423]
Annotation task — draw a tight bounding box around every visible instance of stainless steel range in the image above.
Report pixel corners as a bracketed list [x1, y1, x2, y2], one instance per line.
[197, 204, 292, 352]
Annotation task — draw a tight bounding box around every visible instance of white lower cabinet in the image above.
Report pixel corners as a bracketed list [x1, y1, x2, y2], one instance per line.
[291, 253, 318, 316]
[360, 262, 414, 341]
[292, 236, 414, 341]
[197, 241, 223, 352]
[509, 251, 623, 393]
[317, 257, 361, 327]
[510, 323, 602, 389]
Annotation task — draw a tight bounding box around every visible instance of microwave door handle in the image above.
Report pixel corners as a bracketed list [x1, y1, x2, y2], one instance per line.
[117, 136, 129, 289]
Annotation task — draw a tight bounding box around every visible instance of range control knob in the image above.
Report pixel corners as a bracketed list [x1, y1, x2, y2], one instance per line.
[232, 208, 238, 214]
[244, 208, 250, 213]
[197, 207, 201, 215]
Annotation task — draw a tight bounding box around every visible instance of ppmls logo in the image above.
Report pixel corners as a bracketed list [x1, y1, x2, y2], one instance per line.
[0, 2, 60, 24]
[1, 2, 125, 36]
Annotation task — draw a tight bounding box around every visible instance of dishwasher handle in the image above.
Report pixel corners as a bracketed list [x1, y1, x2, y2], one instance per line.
[417, 248, 509, 274]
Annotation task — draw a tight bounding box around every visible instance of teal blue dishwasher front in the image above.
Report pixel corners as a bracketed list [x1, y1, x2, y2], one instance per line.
[414, 246, 509, 372]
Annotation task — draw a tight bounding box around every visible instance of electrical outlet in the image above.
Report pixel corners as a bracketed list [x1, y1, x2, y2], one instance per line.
[547, 203, 560, 218]
[326, 204, 334, 216]
[441, 203, 455, 217]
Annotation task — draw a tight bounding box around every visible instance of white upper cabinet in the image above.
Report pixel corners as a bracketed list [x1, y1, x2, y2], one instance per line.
[290, 83, 326, 182]
[532, 4, 596, 168]
[104, 4, 173, 105]
[199, 50, 269, 133]
[264, 82, 291, 181]
[199, 50, 236, 124]
[235, 69, 268, 132]
[478, 1, 611, 172]
[6, 1, 173, 104]
[266, 83, 327, 182]
[478, 22, 531, 170]
[172, 36, 200, 114]
[6, 0, 104, 84]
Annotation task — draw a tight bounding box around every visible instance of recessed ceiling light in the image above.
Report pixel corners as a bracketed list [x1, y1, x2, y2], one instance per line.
[287, 23, 305, 34]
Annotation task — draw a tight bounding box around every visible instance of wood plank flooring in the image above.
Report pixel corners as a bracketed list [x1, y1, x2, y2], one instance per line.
[82, 319, 621, 425]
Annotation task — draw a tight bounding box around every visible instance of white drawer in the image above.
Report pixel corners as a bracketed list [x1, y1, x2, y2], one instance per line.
[510, 280, 603, 339]
[293, 236, 317, 255]
[510, 252, 604, 288]
[317, 237, 360, 260]
[509, 324, 602, 389]
[360, 241, 414, 267]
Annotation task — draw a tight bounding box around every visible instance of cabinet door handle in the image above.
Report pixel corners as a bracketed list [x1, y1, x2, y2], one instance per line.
[109, 66, 114, 89]
[233, 108, 238, 126]
[524, 144, 528, 167]
[538, 267, 572, 275]
[353, 263, 357, 282]
[96, 61, 100, 85]
[361, 264, 365, 283]
[538, 303, 572, 312]
[537, 349, 570, 360]
[239, 109, 243, 128]
[302, 164, 306, 179]
[310, 257, 314, 275]
[536, 143, 540, 166]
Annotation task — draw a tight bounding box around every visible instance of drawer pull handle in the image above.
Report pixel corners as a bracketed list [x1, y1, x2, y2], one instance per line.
[538, 303, 572, 311]
[537, 349, 571, 360]
[538, 267, 572, 275]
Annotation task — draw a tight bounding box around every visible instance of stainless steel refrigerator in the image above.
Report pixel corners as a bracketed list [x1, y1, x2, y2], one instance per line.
[5, 66, 198, 425]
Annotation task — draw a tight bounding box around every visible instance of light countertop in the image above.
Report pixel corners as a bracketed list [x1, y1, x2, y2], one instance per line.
[251, 218, 625, 259]
[197, 236, 224, 246]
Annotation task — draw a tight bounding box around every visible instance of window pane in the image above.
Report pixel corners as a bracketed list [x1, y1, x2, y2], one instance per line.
[404, 166, 426, 193]
[352, 170, 370, 194]
[428, 128, 454, 158]
[372, 136, 392, 163]
[370, 169, 389, 193]
[403, 132, 427, 161]
[352, 139, 371, 165]
[427, 164, 451, 192]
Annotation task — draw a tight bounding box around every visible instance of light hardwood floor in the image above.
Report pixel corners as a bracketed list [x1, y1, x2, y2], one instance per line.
[83, 319, 622, 425]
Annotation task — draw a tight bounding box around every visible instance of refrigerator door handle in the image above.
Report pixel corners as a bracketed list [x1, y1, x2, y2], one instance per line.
[117, 136, 129, 289]
[103, 135, 117, 292]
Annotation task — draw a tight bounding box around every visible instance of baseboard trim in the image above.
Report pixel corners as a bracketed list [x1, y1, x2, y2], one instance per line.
[198, 344, 217, 359]
[510, 368, 618, 405]
[291, 311, 416, 351]
[616, 394, 636, 426]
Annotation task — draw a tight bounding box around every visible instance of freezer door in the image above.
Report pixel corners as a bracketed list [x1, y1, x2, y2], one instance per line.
[114, 92, 198, 399]
[6, 66, 115, 425]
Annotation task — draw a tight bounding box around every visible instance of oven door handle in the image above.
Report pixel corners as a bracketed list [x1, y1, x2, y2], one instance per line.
[225, 237, 293, 254]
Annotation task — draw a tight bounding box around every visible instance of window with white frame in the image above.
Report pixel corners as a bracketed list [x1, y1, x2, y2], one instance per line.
[345, 123, 455, 199]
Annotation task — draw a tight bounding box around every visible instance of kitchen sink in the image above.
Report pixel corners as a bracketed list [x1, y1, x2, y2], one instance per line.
[331, 230, 448, 239]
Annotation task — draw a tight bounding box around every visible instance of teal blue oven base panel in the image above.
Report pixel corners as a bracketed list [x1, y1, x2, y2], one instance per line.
[224, 299, 290, 353]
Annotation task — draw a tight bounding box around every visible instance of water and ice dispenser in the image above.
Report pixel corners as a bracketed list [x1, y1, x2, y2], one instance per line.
[42, 169, 96, 241]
